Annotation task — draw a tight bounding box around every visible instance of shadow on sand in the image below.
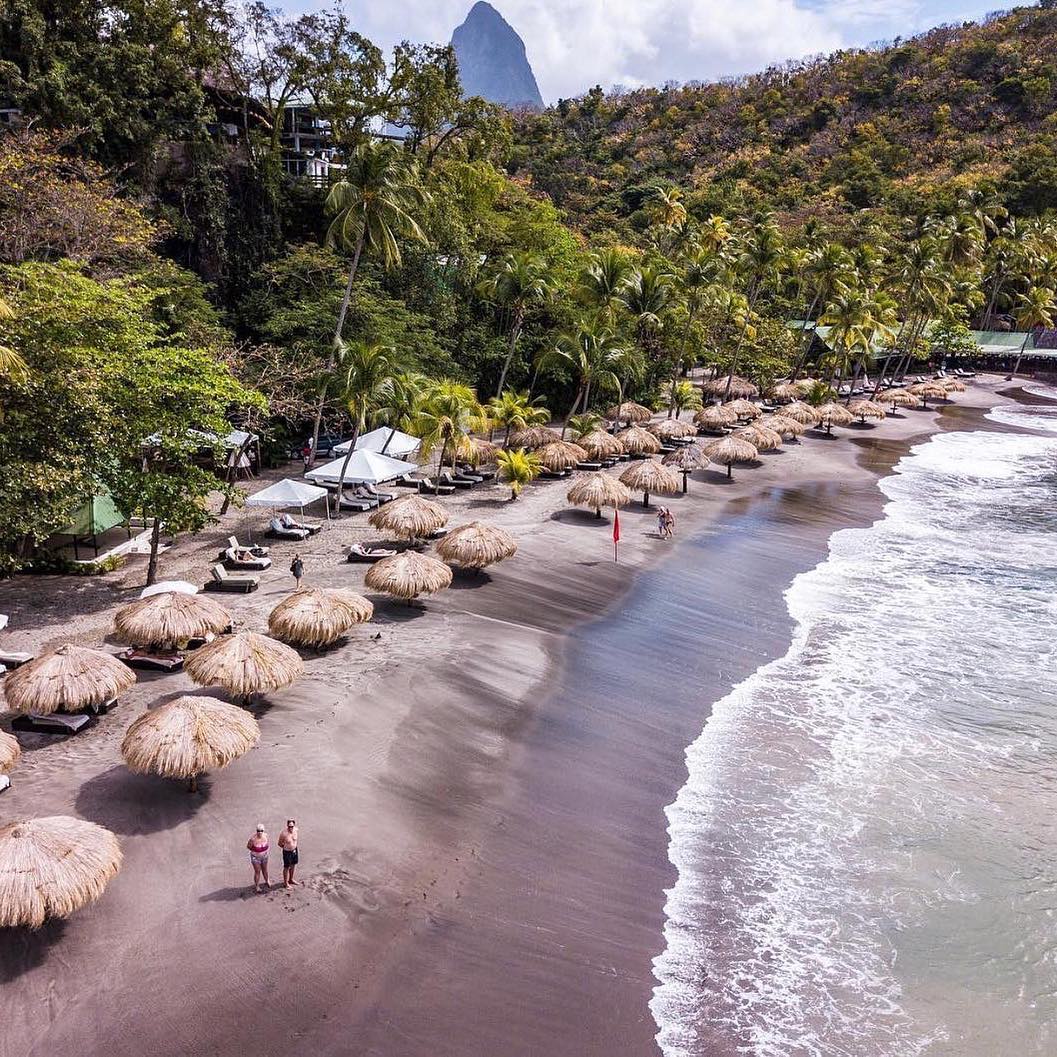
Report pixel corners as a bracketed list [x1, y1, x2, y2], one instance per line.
[75, 766, 212, 835]
[0, 919, 67, 983]
[448, 568, 494, 590]
[199, 884, 265, 903]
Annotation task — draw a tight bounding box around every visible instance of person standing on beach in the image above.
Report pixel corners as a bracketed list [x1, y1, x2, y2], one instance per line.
[247, 824, 270, 893]
[657, 508, 668, 538]
[664, 508, 675, 539]
[278, 819, 301, 888]
[290, 553, 304, 589]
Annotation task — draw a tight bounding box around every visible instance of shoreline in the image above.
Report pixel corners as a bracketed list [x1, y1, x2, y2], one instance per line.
[0, 381, 1012, 1057]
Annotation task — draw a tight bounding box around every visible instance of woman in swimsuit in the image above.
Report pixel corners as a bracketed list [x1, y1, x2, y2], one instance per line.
[247, 824, 270, 892]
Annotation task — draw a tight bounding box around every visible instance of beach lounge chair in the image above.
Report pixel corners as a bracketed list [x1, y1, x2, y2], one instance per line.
[577, 460, 602, 471]
[438, 470, 475, 489]
[452, 466, 484, 483]
[11, 713, 90, 736]
[336, 489, 377, 512]
[457, 463, 495, 481]
[0, 650, 34, 669]
[363, 482, 397, 503]
[223, 546, 271, 570]
[228, 535, 269, 557]
[345, 543, 398, 563]
[280, 513, 322, 535]
[268, 517, 309, 541]
[415, 477, 455, 495]
[117, 647, 184, 673]
[205, 564, 259, 593]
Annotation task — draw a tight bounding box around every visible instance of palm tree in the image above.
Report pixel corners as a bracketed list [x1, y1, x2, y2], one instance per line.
[1008, 285, 1056, 379]
[578, 248, 633, 322]
[478, 251, 552, 398]
[567, 412, 603, 438]
[374, 371, 431, 454]
[661, 380, 703, 416]
[496, 448, 542, 500]
[818, 289, 898, 398]
[487, 389, 550, 445]
[308, 141, 429, 464]
[620, 263, 673, 401]
[0, 296, 28, 385]
[414, 380, 486, 482]
[790, 243, 853, 381]
[666, 247, 714, 416]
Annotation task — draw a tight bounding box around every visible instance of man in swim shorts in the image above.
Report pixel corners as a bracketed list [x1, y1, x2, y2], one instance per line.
[278, 818, 301, 888]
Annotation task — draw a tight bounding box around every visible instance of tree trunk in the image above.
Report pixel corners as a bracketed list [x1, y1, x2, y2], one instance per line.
[789, 293, 820, 382]
[1008, 330, 1032, 379]
[668, 303, 698, 417]
[495, 311, 524, 398]
[146, 516, 162, 587]
[219, 438, 253, 515]
[309, 230, 366, 467]
[334, 421, 363, 514]
[561, 385, 586, 438]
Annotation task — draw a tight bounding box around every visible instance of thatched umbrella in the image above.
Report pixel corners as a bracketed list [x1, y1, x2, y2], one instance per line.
[769, 381, 802, 402]
[268, 588, 374, 648]
[0, 816, 122, 929]
[781, 401, 821, 426]
[734, 424, 783, 452]
[617, 425, 662, 455]
[703, 375, 758, 399]
[535, 440, 588, 472]
[875, 388, 917, 411]
[941, 377, 967, 393]
[121, 695, 261, 792]
[365, 550, 452, 604]
[0, 731, 20, 775]
[566, 471, 632, 518]
[606, 401, 653, 425]
[704, 435, 759, 479]
[723, 399, 762, 421]
[466, 437, 500, 466]
[694, 404, 738, 433]
[114, 591, 231, 649]
[908, 382, 949, 406]
[185, 632, 304, 700]
[649, 418, 697, 440]
[761, 414, 807, 439]
[848, 399, 887, 423]
[816, 402, 855, 433]
[436, 522, 518, 569]
[508, 426, 561, 450]
[619, 458, 680, 507]
[662, 442, 705, 493]
[576, 430, 625, 461]
[3, 645, 136, 716]
[368, 494, 448, 542]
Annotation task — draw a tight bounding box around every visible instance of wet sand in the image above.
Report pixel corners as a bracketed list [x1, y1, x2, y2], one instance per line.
[0, 382, 1010, 1057]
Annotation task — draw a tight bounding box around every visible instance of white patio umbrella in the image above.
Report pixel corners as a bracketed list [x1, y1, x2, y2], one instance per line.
[332, 427, 421, 459]
[305, 450, 416, 486]
[139, 581, 200, 599]
[246, 478, 331, 519]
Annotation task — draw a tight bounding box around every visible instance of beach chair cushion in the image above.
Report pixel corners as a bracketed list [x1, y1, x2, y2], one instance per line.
[11, 712, 90, 735]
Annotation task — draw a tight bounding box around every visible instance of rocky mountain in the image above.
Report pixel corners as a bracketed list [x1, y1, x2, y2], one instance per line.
[451, 2, 543, 110]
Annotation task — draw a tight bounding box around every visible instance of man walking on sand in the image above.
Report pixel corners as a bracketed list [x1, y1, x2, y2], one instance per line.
[278, 818, 301, 888]
[290, 553, 304, 589]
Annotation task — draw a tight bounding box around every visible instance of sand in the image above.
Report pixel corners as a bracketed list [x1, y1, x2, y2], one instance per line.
[0, 381, 1012, 1057]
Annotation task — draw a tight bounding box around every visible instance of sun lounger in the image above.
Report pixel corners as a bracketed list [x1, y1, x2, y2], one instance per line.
[205, 564, 259, 593]
[539, 468, 570, 479]
[438, 470, 474, 489]
[337, 490, 377, 512]
[415, 477, 455, 495]
[0, 774, 9, 795]
[228, 535, 269, 557]
[457, 464, 494, 481]
[577, 460, 602, 470]
[268, 517, 309, 541]
[222, 547, 272, 570]
[0, 650, 34, 669]
[11, 712, 90, 735]
[117, 647, 184, 673]
[363, 483, 397, 503]
[281, 513, 322, 534]
[346, 543, 398, 563]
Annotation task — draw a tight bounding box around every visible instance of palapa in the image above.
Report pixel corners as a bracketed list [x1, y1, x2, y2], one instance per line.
[908, 382, 949, 404]
[121, 695, 260, 791]
[761, 414, 806, 438]
[114, 591, 231, 649]
[185, 632, 304, 698]
[694, 404, 737, 432]
[734, 424, 783, 451]
[3, 645, 136, 715]
[815, 402, 855, 431]
[848, 399, 887, 422]
[780, 401, 821, 426]
[606, 401, 653, 424]
[535, 440, 588, 472]
[507, 426, 561, 450]
[769, 381, 802, 402]
[619, 458, 680, 506]
[369, 494, 448, 541]
[0, 816, 122, 929]
[566, 471, 632, 517]
[941, 378, 967, 392]
[649, 418, 697, 440]
[875, 388, 917, 409]
[0, 731, 20, 775]
[466, 437, 500, 465]
[663, 443, 705, 493]
[576, 429, 625, 460]
[617, 425, 662, 455]
[702, 375, 759, 399]
[268, 588, 373, 648]
[704, 435, 759, 479]
[365, 550, 453, 602]
[436, 522, 518, 569]
[723, 398, 762, 421]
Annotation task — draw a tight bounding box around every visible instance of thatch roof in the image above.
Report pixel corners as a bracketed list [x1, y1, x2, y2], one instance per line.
[781, 401, 821, 425]
[268, 588, 374, 648]
[606, 401, 653, 423]
[369, 494, 449, 541]
[702, 375, 759, 399]
[508, 426, 561, 450]
[0, 816, 122, 929]
[435, 522, 518, 569]
[114, 591, 231, 649]
[848, 399, 887, 421]
[941, 378, 967, 392]
[185, 632, 304, 697]
[817, 402, 855, 426]
[617, 425, 662, 454]
[769, 382, 802, 401]
[662, 442, 705, 470]
[3, 645, 136, 716]
[876, 388, 917, 407]
[0, 731, 20, 775]
[704, 435, 759, 467]
[365, 550, 453, 600]
[760, 414, 806, 438]
[694, 404, 737, 431]
[619, 458, 681, 496]
[908, 382, 948, 399]
[535, 440, 588, 471]
[649, 418, 697, 440]
[734, 425, 783, 451]
[576, 429, 625, 459]
[466, 437, 500, 465]
[723, 399, 762, 421]
[121, 695, 260, 782]
[566, 471, 632, 512]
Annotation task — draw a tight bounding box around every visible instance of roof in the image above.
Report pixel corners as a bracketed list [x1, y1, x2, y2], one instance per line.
[304, 450, 416, 485]
[245, 478, 329, 508]
[333, 427, 421, 458]
[59, 494, 125, 537]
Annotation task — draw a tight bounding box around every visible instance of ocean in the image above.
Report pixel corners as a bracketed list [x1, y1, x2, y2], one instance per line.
[651, 387, 1057, 1057]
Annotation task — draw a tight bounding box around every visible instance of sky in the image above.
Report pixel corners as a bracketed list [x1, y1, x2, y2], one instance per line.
[312, 0, 1019, 102]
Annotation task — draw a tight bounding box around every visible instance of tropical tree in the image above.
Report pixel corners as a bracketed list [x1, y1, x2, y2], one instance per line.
[790, 242, 854, 381]
[496, 448, 541, 500]
[658, 379, 703, 416]
[665, 247, 715, 415]
[477, 251, 552, 397]
[817, 288, 898, 398]
[487, 389, 550, 445]
[310, 140, 429, 463]
[620, 263, 673, 396]
[578, 247, 634, 322]
[1008, 285, 1056, 379]
[414, 380, 486, 481]
[567, 412, 603, 438]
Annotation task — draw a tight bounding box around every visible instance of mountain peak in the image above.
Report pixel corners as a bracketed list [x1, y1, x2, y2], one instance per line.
[451, 3, 544, 110]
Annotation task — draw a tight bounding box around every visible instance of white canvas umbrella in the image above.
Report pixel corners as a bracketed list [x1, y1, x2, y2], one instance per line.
[305, 450, 416, 486]
[333, 427, 420, 459]
[246, 477, 331, 520]
[140, 581, 199, 598]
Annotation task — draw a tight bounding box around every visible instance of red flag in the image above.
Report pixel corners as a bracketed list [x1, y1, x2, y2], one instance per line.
[612, 508, 620, 561]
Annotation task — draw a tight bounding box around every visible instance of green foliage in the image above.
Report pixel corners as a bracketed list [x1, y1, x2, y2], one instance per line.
[496, 447, 542, 499]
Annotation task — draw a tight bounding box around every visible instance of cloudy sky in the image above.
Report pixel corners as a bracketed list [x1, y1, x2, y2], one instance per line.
[304, 0, 1010, 101]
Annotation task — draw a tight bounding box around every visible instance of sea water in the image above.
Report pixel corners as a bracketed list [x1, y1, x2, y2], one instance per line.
[651, 388, 1057, 1057]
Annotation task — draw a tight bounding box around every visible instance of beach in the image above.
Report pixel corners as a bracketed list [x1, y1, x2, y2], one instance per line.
[0, 381, 1014, 1057]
